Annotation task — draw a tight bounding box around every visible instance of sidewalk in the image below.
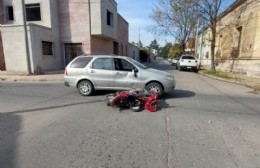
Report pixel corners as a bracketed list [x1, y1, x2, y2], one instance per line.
[198, 70, 260, 94]
[0, 70, 64, 82]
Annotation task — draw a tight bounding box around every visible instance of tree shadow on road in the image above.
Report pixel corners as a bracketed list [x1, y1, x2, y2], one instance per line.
[154, 89, 196, 112]
[0, 113, 20, 168]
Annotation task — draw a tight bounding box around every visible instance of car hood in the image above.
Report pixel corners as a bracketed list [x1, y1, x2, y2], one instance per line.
[144, 68, 173, 77]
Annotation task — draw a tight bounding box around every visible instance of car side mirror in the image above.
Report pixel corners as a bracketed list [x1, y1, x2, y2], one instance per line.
[132, 68, 138, 78]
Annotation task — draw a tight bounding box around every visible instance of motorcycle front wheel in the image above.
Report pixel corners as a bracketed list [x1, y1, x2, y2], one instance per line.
[129, 99, 141, 112]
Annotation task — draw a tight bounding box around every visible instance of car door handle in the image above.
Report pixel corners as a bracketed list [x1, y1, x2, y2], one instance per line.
[116, 72, 121, 75]
[90, 70, 95, 73]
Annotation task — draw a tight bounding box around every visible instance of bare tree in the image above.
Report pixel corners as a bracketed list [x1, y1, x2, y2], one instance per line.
[195, 0, 223, 71]
[150, 0, 198, 52]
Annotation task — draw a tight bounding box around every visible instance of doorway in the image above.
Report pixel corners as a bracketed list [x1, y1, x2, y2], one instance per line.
[64, 43, 83, 65]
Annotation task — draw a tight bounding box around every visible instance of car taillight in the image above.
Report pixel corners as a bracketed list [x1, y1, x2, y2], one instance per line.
[64, 69, 68, 76]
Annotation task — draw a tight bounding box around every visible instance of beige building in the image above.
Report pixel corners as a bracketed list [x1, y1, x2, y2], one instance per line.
[197, 0, 260, 77]
[0, 0, 139, 74]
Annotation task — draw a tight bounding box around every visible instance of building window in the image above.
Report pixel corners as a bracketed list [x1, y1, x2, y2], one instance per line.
[107, 10, 113, 27]
[26, 3, 41, 21]
[7, 6, 14, 21]
[42, 41, 53, 55]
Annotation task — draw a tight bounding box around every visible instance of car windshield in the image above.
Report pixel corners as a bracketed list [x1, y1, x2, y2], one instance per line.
[127, 58, 147, 69]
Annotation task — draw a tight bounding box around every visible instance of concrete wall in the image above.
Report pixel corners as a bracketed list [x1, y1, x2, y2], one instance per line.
[58, 0, 91, 55]
[197, 0, 260, 77]
[91, 36, 114, 55]
[1, 0, 62, 73]
[197, 28, 212, 68]
[90, 0, 117, 40]
[1, 0, 52, 27]
[90, 9, 129, 56]
[28, 0, 62, 73]
[29, 24, 62, 73]
[117, 14, 128, 56]
[1, 26, 28, 73]
[128, 43, 140, 61]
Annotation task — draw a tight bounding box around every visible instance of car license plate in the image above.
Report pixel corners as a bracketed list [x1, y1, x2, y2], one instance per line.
[187, 67, 191, 69]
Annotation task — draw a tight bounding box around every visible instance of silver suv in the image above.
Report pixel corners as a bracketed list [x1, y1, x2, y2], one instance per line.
[64, 55, 175, 96]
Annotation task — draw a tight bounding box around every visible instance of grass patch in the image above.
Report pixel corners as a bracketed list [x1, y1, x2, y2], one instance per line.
[252, 85, 260, 92]
[204, 70, 233, 80]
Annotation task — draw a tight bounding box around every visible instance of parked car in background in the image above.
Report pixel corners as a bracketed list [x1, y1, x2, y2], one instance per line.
[64, 55, 176, 97]
[171, 58, 179, 66]
[176, 55, 198, 72]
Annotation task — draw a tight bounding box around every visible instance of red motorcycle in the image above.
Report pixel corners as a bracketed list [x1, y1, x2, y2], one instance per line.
[106, 89, 159, 112]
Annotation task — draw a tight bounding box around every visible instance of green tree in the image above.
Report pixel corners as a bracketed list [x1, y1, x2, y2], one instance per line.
[150, 0, 198, 52]
[168, 43, 182, 58]
[149, 39, 160, 54]
[160, 43, 172, 58]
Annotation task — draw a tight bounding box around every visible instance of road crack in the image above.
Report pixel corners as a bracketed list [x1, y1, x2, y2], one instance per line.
[165, 111, 171, 168]
[165, 110, 179, 168]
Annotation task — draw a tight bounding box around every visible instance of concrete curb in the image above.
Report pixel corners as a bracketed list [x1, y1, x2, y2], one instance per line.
[0, 74, 64, 82]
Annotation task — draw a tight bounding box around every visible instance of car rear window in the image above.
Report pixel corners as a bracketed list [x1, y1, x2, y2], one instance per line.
[70, 57, 93, 68]
[182, 56, 195, 59]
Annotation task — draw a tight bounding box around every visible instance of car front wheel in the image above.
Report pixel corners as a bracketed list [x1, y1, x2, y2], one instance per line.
[178, 65, 182, 71]
[78, 80, 94, 96]
[146, 82, 163, 97]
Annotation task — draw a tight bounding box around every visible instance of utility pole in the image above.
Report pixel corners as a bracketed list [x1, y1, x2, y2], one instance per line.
[138, 27, 140, 48]
[199, 17, 204, 69]
[22, 0, 32, 74]
[195, 16, 200, 58]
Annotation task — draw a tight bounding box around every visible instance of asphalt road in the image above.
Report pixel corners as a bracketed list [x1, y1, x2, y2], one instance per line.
[0, 58, 259, 168]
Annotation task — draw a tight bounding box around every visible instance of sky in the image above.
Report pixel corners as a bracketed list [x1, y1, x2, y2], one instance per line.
[116, 0, 236, 47]
[116, 0, 171, 47]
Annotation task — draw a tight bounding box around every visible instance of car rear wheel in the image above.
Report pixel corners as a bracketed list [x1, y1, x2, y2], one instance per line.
[146, 82, 163, 97]
[78, 80, 93, 96]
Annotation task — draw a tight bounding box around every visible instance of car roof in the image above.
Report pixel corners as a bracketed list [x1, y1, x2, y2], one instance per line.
[76, 55, 129, 59]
